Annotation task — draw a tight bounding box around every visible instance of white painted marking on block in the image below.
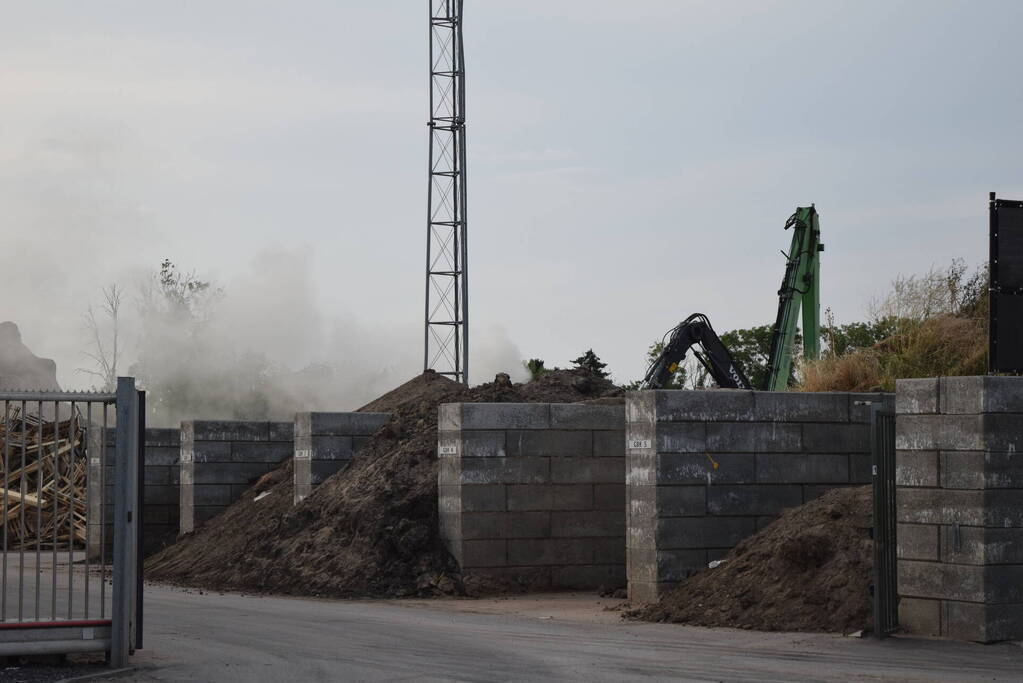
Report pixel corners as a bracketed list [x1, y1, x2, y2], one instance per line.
[90, 457, 100, 466]
[181, 452, 193, 463]
[628, 439, 651, 450]
[295, 450, 311, 460]
[82, 627, 94, 640]
[438, 445, 458, 456]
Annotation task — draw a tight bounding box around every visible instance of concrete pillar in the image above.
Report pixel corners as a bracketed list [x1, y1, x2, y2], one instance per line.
[896, 376, 1023, 642]
[293, 412, 390, 504]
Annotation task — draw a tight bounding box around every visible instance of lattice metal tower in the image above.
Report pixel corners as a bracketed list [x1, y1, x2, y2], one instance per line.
[424, 0, 469, 384]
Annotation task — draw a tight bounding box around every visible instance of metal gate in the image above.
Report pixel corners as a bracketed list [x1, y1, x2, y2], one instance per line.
[0, 377, 141, 666]
[870, 402, 899, 639]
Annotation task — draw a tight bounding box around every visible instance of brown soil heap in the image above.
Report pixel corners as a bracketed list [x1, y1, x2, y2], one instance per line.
[146, 369, 620, 598]
[634, 485, 873, 633]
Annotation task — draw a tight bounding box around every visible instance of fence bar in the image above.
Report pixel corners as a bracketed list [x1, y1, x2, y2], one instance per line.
[2, 400, 8, 622]
[100, 406, 107, 619]
[111, 377, 139, 668]
[18, 400, 25, 622]
[35, 400, 41, 621]
[84, 402, 91, 619]
[51, 400, 58, 619]
[68, 401, 76, 619]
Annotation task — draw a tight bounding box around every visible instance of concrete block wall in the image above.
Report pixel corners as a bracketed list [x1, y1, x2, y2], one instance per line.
[180, 420, 293, 533]
[92, 428, 182, 559]
[626, 389, 887, 604]
[438, 402, 626, 590]
[896, 376, 1023, 642]
[293, 412, 390, 504]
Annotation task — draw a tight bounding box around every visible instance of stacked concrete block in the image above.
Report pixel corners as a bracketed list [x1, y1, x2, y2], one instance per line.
[293, 412, 390, 504]
[179, 420, 293, 533]
[626, 389, 887, 604]
[896, 376, 1023, 642]
[91, 428, 183, 560]
[438, 402, 626, 589]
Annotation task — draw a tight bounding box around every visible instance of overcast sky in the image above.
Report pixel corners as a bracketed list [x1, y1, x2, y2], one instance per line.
[2, 0, 1020, 389]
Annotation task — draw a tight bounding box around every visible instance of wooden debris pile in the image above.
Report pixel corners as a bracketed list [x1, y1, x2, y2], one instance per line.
[1, 406, 88, 550]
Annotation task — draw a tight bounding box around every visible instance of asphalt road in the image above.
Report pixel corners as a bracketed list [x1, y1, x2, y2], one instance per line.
[89, 585, 1023, 682]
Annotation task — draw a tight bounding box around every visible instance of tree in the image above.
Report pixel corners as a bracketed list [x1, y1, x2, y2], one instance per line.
[571, 349, 609, 378]
[524, 358, 548, 381]
[78, 284, 124, 391]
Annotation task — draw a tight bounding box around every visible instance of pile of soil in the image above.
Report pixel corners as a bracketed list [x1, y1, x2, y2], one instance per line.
[634, 485, 873, 633]
[146, 368, 620, 598]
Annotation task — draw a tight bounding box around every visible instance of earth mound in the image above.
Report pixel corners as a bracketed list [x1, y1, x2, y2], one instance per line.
[633, 485, 873, 633]
[146, 368, 620, 598]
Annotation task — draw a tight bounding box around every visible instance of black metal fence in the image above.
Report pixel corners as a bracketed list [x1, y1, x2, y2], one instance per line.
[870, 403, 899, 638]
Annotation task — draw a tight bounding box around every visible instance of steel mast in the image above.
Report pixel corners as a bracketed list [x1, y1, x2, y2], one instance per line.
[424, 0, 469, 384]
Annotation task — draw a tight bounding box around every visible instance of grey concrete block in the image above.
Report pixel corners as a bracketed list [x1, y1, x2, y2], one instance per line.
[653, 548, 710, 582]
[438, 404, 461, 431]
[460, 511, 550, 540]
[458, 457, 549, 485]
[505, 484, 554, 511]
[896, 451, 939, 487]
[655, 423, 707, 453]
[458, 484, 507, 512]
[941, 526, 1023, 565]
[437, 457, 460, 486]
[551, 510, 623, 538]
[898, 488, 1023, 527]
[552, 564, 625, 589]
[706, 422, 801, 453]
[461, 540, 507, 568]
[592, 537, 626, 565]
[552, 484, 596, 510]
[756, 453, 849, 484]
[655, 390, 755, 422]
[848, 393, 894, 423]
[981, 414, 1023, 452]
[896, 378, 940, 415]
[310, 459, 349, 484]
[187, 442, 233, 464]
[706, 485, 802, 516]
[268, 421, 294, 442]
[194, 506, 224, 525]
[979, 376, 1023, 413]
[142, 484, 178, 505]
[940, 451, 1023, 490]
[628, 484, 658, 520]
[192, 462, 270, 485]
[899, 561, 1023, 604]
[802, 423, 871, 454]
[232, 441, 294, 463]
[849, 454, 873, 484]
[460, 431, 507, 458]
[506, 430, 590, 458]
[628, 580, 669, 604]
[655, 516, 758, 550]
[897, 523, 940, 561]
[592, 430, 625, 458]
[899, 597, 941, 636]
[507, 538, 595, 566]
[144, 466, 171, 485]
[186, 420, 269, 442]
[144, 446, 180, 467]
[754, 392, 849, 423]
[594, 484, 625, 511]
[626, 391, 656, 424]
[656, 485, 707, 517]
[461, 403, 550, 430]
[192, 484, 233, 506]
[938, 376, 1023, 415]
[550, 404, 625, 430]
[437, 485, 461, 515]
[626, 453, 656, 486]
[945, 601, 1023, 642]
[801, 484, 851, 503]
[144, 428, 180, 448]
[895, 414, 985, 451]
[656, 453, 755, 485]
[352, 436, 373, 453]
[550, 457, 623, 484]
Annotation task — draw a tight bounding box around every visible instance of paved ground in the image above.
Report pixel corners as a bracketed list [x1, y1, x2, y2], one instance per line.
[79, 585, 1023, 682]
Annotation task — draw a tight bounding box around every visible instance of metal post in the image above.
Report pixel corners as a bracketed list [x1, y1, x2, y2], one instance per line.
[111, 377, 138, 667]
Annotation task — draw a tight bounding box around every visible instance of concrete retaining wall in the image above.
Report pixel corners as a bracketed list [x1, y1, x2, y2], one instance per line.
[896, 376, 1023, 642]
[93, 427, 182, 559]
[294, 412, 390, 504]
[626, 389, 887, 604]
[438, 402, 626, 590]
[180, 420, 293, 533]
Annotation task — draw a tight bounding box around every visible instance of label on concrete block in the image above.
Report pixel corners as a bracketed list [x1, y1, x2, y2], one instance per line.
[82, 627, 94, 640]
[295, 450, 311, 460]
[628, 439, 651, 450]
[90, 457, 100, 466]
[181, 452, 192, 463]
[439, 445, 458, 455]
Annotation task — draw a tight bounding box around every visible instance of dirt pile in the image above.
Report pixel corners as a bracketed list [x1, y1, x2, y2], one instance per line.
[146, 368, 620, 598]
[634, 485, 873, 633]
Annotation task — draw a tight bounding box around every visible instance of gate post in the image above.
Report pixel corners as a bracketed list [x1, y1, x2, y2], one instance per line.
[111, 377, 140, 667]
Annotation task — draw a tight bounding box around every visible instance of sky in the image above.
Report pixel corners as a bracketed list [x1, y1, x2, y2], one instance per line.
[1, 0, 1021, 392]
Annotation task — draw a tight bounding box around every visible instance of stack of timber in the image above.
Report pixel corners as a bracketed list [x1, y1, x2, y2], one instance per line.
[0, 406, 88, 550]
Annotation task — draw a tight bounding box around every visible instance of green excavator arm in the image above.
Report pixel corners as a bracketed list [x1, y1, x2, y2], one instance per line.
[763, 206, 823, 391]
